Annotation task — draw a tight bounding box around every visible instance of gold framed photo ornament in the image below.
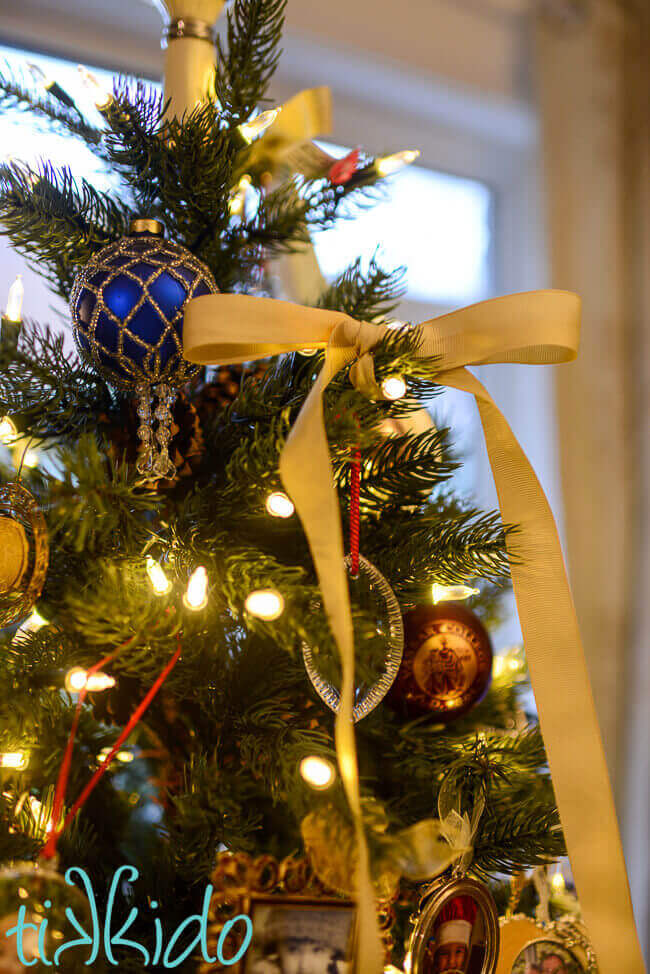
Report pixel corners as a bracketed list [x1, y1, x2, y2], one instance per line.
[496, 918, 596, 974]
[407, 876, 500, 974]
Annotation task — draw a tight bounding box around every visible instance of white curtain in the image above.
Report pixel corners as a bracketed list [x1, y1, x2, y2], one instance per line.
[535, 0, 649, 953]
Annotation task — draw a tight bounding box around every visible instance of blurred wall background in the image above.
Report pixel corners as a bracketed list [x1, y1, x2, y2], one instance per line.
[1, 0, 647, 955]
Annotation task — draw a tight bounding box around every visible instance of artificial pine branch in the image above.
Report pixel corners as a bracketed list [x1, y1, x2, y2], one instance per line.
[317, 256, 406, 320]
[0, 161, 131, 298]
[0, 70, 105, 151]
[215, 0, 287, 124]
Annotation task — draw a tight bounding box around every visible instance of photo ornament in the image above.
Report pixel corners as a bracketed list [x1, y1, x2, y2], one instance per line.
[408, 876, 499, 974]
[243, 894, 355, 974]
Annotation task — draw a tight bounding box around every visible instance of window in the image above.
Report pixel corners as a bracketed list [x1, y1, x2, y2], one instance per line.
[312, 148, 493, 307]
[0, 45, 115, 192]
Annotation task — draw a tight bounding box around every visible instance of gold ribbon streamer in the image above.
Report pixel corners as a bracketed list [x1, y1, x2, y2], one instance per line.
[183, 290, 644, 974]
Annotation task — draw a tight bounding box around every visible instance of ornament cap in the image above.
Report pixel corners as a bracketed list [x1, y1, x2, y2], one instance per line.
[129, 218, 165, 237]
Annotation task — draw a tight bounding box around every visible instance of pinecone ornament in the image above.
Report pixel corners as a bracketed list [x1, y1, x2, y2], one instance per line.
[194, 362, 270, 422]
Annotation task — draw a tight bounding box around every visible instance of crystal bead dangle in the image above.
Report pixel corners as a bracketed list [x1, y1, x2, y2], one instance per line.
[135, 384, 155, 476]
[152, 382, 177, 480]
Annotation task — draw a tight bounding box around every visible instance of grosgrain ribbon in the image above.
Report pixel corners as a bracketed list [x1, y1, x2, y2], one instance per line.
[251, 87, 332, 173]
[182, 289, 644, 974]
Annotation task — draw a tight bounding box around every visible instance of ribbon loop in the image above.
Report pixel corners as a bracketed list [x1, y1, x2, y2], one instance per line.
[182, 288, 644, 974]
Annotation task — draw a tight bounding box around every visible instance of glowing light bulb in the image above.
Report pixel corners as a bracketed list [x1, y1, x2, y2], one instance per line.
[432, 583, 479, 605]
[492, 656, 506, 679]
[77, 65, 112, 109]
[20, 447, 39, 469]
[381, 375, 407, 401]
[65, 667, 115, 693]
[229, 174, 252, 216]
[265, 491, 295, 519]
[146, 555, 171, 595]
[298, 347, 319, 356]
[12, 609, 49, 646]
[5, 275, 24, 323]
[0, 751, 28, 770]
[28, 63, 52, 90]
[551, 868, 566, 893]
[245, 589, 284, 620]
[183, 566, 209, 610]
[0, 416, 18, 444]
[238, 108, 281, 143]
[300, 756, 336, 790]
[375, 149, 420, 177]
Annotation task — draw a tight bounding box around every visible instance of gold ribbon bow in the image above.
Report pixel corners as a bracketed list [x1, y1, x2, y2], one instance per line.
[183, 290, 644, 974]
[251, 86, 333, 175]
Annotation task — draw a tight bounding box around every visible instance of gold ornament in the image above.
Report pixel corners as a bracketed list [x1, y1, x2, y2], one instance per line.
[497, 916, 597, 974]
[0, 482, 49, 628]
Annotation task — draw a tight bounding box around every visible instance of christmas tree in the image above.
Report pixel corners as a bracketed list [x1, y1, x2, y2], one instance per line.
[0, 2, 616, 972]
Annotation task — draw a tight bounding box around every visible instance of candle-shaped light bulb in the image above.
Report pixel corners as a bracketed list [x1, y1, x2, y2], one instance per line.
[0, 751, 29, 770]
[432, 583, 480, 605]
[77, 65, 112, 109]
[5, 276, 24, 323]
[300, 756, 336, 790]
[238, 108, 281, 144]
[375, 149, 420, 177]
[28, 63, 51, 89]
[65, 667, 115, 693]
[0, 416, 18, 444]
[146, 555, 172, 595]
[183, 566, 209, 610]
[229, 174, 252, 216]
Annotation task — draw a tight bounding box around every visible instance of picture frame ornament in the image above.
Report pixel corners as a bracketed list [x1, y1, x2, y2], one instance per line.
[200, 851, 396, 973]
[496, 915, 597, 974]
[407, 874, 500, 974]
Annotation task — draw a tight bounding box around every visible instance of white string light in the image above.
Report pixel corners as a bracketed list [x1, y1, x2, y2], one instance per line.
[380, 375, 407, 401]
[245, 589, 284, 620]
[77, 65, 112, 109]
[0, 416, 18, 444]
[0, 752, 29, 770]
[375, 149, 420, 177]
[183, 566, 209, 610]
[229, 174, 252, 216]
[5, 275, 24, 323]
[238, 108, 281, 143]
[146, 555, 172, 595]
[432, 582, 480, 604]
[64, 667, 116, 693]
[265, 491, 295, 519]
[300, 756, 336, 790]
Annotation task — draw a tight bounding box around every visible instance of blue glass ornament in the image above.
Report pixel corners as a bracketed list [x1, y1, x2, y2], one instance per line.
[70, 220, 217, 479]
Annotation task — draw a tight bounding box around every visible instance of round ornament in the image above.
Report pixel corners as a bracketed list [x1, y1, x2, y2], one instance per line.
[497, 917, 596, 974]
[0, 860, 101, 972]
[70, 219, 217, 478]
[0, 482, 49, 629]
[388, 603, 492, 723]
[302, 554, 404, 722]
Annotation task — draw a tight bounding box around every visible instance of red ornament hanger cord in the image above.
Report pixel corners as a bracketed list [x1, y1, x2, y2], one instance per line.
[349, 449, 361, 577]
[41, 634, 182, 861]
